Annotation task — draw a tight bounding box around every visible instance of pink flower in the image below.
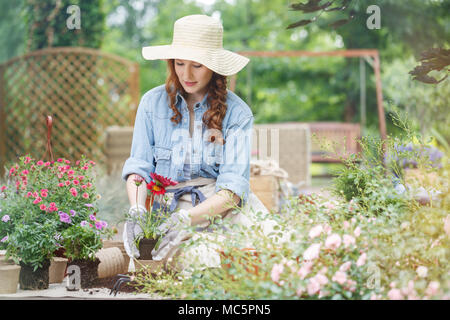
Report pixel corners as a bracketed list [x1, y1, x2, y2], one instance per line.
[57, 158, 64, 162]
[81, 185, 87, 189]
[78, 175, 85, 181]
[44, 161, 51, 166]
[354, 226, 361, 237]
[303, 243, 321, 260]
[425, 281, 440, 296]
[26, 191, 33, 197]
[308, 225, 323, 239]
[343, 234, 356, 248]
[65, 180, 71, 186]
[33, 197, 42, 204]
[271, 263, 284, 283]
[325, 234, 342, 250]
[307, 278, 321, 296]
[343, 221, 350, 229]
[67, 170, 75, 175]
[24, 156, 31, 164]
[356, 252, 367, 267]
[58, 183, 64, 187]
[416, 266, 428, 278]
[40, 189, 48, 197]
[36, 160, 44, 166]
[22, 169, 29, 175]
[73, 180, 80, 185]
[40, 204, 47, 211]
[332, 271, 347, 285]
[312, 273, 328, 286]
[82, 193, 89, 199]
[297, 261, 313, 280]
[339, 261, 352, 272]
[323, 224, 332, 235]
[87, 182, 92, 188]
[1, 185, 6, 192]
[296, 286, 305, 297]
[387, 288, 403, 300]
[69, 187, 76, 193]
[65, 160, 71, 164]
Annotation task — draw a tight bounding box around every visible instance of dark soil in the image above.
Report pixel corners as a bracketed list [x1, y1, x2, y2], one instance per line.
[68, 258, 100, 289]
[87, 272, 145, 293]
[138, 238, 158, 260]
[19, 260, 51, 290]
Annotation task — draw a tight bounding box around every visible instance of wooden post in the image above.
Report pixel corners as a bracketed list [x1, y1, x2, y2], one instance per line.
[128, 62, 140, 125]
[0, 64, 5, 178]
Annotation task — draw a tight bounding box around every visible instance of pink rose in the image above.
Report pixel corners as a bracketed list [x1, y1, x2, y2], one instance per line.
[343, 234, 356, 248]
[354, 226, 361, 237]
[303, 243, 321, 260]
[416, 266, 428, 278]
[308, 225, 323, 239]
[297, 261, 313, 280]
[312, 273, 328, 286]
[356, 252, 367, 267]
[425, 281, 440, 296]
[271, 263, 284, 283]
[307, 278, 321, 296]
[325, 234, 341, 250]
[332, 271, 347, 285]
[387, 288, 403, 300]
[339, 261, 352, 272]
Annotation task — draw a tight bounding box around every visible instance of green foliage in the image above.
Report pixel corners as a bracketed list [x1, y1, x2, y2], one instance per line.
[6, 220, 59, 271]
[61, 223, 103, 261]
[23, 0, 105, 50]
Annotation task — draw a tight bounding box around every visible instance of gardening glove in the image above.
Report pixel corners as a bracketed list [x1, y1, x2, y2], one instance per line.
[152, 209, 192, 261]
[123, 204, 147, 259]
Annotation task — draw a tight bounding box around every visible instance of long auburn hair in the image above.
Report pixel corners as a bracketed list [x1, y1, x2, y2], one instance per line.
[165, 59, 228, 144]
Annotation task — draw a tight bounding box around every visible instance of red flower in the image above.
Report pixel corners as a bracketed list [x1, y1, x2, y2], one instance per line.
[150, 172, 178, 188]
[147, 181, 166, 195]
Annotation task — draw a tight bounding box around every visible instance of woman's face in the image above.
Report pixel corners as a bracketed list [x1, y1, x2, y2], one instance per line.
[174, 59, 213, 99]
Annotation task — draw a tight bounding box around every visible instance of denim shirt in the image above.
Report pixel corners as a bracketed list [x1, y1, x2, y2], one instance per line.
[122, 84, 254, 206]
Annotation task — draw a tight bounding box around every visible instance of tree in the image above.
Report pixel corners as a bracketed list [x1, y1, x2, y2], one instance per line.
[23, 0, 105, 51]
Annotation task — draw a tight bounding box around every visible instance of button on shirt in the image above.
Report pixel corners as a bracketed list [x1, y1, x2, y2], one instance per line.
[121, 84, 254, 206]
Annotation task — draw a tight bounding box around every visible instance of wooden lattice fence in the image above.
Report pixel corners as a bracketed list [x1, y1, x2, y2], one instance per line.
[0, 47, 139, 177]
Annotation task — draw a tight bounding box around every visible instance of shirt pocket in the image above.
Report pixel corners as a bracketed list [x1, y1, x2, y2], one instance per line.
[201, 141, 222, 172]
[154, 146, 172, 177]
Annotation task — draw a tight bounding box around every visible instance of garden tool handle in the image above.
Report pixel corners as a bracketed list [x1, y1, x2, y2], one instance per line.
[44, 115, 54, 162]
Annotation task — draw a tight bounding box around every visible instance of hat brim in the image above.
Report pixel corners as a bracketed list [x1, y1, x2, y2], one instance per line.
[142, 45, 249, 76]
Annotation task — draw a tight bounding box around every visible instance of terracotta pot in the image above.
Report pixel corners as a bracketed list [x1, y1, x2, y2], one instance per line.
[49, 257, 68, 284]
[95, 247, 127, 279]
[0, 264, 21, 294]
[19, 260, 51, 290]
[0, 250, 14, 266]
[138, 238, 158, 260]
[102, 240, 130, 271]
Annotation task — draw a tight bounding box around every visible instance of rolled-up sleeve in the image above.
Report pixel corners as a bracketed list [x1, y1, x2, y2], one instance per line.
[121, 93, 155, 183]
[215, 115, 254, 207]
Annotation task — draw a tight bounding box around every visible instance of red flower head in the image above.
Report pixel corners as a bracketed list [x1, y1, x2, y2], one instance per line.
[147, 173, 178, 195]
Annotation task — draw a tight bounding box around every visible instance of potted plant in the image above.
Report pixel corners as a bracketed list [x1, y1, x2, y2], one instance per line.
[0, 154, 110, 289]
[129, 173, 177, 260]
[6, 220, 59, 290]
[62, 214, 114, 289]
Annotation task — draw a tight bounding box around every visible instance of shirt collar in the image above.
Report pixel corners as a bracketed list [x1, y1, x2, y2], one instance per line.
[176, 90, 209, 109]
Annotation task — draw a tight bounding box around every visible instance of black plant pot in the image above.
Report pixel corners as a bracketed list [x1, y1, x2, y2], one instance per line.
[67, 258, 100, 289]
[138, 238, 158, 260]
[19, 260, 50, 290]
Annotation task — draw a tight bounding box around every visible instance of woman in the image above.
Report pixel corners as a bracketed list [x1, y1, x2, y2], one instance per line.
[122, 14, 268, 271]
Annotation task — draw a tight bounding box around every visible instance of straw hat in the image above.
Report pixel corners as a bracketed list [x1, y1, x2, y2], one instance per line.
[142, 14, 250, 76]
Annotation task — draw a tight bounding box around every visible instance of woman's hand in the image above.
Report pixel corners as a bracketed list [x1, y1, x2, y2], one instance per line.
[152, 209, 192, 261]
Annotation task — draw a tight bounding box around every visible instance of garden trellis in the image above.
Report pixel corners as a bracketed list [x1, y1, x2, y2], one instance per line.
[0, 47, 140, 176]
[229, 49, 387, 163]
